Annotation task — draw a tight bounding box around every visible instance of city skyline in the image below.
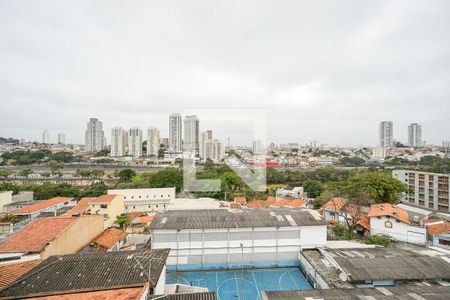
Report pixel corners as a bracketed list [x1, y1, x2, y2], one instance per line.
[0, 1, 448, 146]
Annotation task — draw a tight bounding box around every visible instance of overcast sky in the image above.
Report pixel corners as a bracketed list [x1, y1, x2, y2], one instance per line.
[0, 0, 449, 147]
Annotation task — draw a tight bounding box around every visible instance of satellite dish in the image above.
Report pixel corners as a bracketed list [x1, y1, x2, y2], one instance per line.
[339, 272, 348, 282]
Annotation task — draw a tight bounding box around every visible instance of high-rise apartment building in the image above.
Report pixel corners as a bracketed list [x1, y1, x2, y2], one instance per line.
[169, 113, 182, 152]
[147, 127, 160, 157]
[85, 118, 104, 152]
[159, 138, 169, 149]
[111, 127, 126, 157]
[253, 140, 263, 154]
[393, 170, 449, 213]
[128, 127, 142, 158]
[57, 133, 65, 145]
[199, 130, 213, 160]
[408, 123, 422, 147]
[379, 121, 393, 148]
[204, 139, 225, 163]
[183, 115, 200, 155]
[42, 130, 50, 144]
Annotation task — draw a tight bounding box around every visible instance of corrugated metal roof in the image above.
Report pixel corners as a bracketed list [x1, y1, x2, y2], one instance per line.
[150, 292, 216, 300]
[0, 249, 170, 299]
[326, 248, 450, 282]
[264, 286, 450, 300]
[150, 208, 327, 230]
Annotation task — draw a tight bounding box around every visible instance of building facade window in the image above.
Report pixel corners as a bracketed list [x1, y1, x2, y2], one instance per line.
[385, 221, 393, 228]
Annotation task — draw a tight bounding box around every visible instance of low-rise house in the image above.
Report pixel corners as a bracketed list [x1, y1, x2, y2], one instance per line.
[66, 197, 96, 216]
[0, 249, 170, 299]
[247, 200, 270, 209]
[0, 259, 41, 290]
[319, 198, 370, 236]
[276, 187, 307, 200]
[0, 215, 104, 263]
[80, 227, 128, 253]
[126, 213, 154, 233]
[427, 220, 450, 247]
[108, 187, 175, 213]
[87, 194, 124, 228]
[8, 197, 76, 220]
[368, 203, 427, 245]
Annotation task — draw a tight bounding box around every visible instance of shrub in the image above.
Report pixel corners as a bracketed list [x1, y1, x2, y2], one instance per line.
[365, 235, 390, 247]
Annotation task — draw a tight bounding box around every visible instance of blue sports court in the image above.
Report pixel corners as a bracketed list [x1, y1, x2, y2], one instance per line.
[166, 267, 313, 300]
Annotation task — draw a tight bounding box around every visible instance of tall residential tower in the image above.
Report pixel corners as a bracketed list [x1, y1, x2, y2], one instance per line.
[128, 127, 143, 158]
[169, 113, 182, 152]
[147, 127, 160, 157]
[111, 127, 126, 157]
[408, 123, 422, 147]
[379, 121, 393, 148]
[183, 115, 199, 155]
[85, 118, 105, 152]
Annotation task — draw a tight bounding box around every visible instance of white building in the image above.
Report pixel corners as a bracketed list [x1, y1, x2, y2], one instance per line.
[183, 115, 199, 156]
[368, 203, 426, 245]
[108, 187, 176, 213]
[110, 127, 126, 157]
[128, 127, 142, 158]
[57, 132, 65, 145]
[204, 139, 224, 163]
[408, 123, 422, 147]
[169, 113, 182, 152]
[276, 187, 307, 200]
[151, 209, 327, 270]
[147, 127, 160, 157]
[253, 140, 263, 154]
[85, 118, 104, 152]
[42, 130, 50, 144]
[199, 130, 212, 160]
[372, 147, 387, 159]
[379, 121, 393, 148]
[393, 169, 450, 213]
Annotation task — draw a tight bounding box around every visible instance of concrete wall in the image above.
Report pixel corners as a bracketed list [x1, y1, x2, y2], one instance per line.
[370, 216, 426, 245]
[89, 195, 124, 228]
[0, 191, 13, 213]
[152, 225, 327, 268]
[42, 215, 104, 258]
[108, 188, 175, 213]
[155, 265, 166, 295]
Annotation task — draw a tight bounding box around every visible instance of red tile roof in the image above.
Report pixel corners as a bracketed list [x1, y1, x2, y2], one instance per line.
[285, 199, 305, 208]
[91, 228, 128, 251]
[266, 196, 276, 204]
[0, 259, 42, 290]
[357, 213, 371, 230]
[234, 197, 247, 204]
[247, 200, 270, 209]
[321, 197, 347, 212]
[10, 197, 73, 215]
[427, 221, 450, 236]
[271, 199, 291, 207]
[0, 217, 77, 253]
[67, 197, 96, 216]
[89, 194, 117, 204]
[32, 286, 147, 300]
[368, 203, 410, 224]
[230, 203, 242, 209]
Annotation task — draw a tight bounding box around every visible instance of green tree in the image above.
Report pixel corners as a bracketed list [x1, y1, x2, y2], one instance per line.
[81, 182, 108, 197]
[46, 160, 64, 176]
[303, 179, 324, 198]
[312, 190, 334, 208]
[18, 168, 33, 177]
[221, 172, 246, 197]
[116, 215, 128, 229]
[340, 172, 406, 204]
[0, 169, 13, 178]
[75, 169, 92, 177]
[158, 144, 166, 159]
[118, 169, 137, 182]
